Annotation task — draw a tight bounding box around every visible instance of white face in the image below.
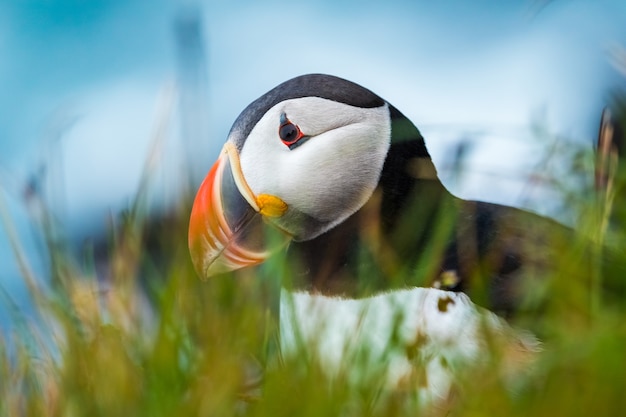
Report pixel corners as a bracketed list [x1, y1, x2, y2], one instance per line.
[235, 97, 391, 241]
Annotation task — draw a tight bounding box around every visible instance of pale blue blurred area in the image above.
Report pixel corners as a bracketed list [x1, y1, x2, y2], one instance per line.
[1, 0, 626, 328]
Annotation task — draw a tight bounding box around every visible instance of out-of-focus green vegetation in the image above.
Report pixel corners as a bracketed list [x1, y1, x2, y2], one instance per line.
[2, 97, 626, 417]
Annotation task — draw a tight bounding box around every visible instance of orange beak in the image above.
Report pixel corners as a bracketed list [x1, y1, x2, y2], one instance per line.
[188, 143, 292, 279]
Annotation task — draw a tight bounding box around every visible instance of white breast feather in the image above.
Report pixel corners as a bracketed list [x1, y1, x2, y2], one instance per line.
[279, 287, 540, 405]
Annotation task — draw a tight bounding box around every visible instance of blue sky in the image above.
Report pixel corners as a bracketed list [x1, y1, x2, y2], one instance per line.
[1, 0, 626, 326]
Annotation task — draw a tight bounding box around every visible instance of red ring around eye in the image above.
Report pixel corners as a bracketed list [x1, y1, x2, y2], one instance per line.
[279, 120, 304, 146]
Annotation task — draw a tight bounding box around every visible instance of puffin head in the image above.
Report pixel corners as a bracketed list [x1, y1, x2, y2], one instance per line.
[188, 74, 437, 279]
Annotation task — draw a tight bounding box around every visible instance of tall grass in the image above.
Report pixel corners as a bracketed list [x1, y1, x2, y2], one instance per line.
[1, 103, 626, 417]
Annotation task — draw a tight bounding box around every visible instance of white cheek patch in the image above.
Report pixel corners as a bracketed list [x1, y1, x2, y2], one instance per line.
[238, 97, 391, 239]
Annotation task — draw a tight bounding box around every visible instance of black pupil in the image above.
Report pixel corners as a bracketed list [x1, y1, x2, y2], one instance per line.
[279, 123, 298, 143]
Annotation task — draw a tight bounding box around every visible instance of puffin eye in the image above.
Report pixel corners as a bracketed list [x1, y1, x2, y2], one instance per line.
[278, 113, 307, 149]
[279, 122, 300, 143]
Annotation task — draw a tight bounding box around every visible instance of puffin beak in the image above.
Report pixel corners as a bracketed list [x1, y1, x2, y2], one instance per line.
[188, 142, 292, 279]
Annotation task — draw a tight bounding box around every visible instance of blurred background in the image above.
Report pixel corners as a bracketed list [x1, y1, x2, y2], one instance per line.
[1, 0, 626, 329]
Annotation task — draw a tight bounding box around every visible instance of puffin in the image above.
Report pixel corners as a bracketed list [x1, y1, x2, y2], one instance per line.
[185, 74, 579, 401]
[188, 73, 574, 313]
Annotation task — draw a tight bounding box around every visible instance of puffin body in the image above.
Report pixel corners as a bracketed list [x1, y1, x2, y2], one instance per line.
[186, 73, 577, 402]
[188, 74, 570, 314]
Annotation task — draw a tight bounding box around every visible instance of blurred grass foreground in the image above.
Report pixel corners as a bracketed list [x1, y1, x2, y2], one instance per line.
[2, 96, 626, 417]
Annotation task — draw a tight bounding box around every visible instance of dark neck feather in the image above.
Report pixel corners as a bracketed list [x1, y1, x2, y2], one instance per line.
[380, 106, 453, 232]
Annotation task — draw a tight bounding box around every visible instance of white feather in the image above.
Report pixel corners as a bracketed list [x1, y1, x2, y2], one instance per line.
[279, 287, 540, 405]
